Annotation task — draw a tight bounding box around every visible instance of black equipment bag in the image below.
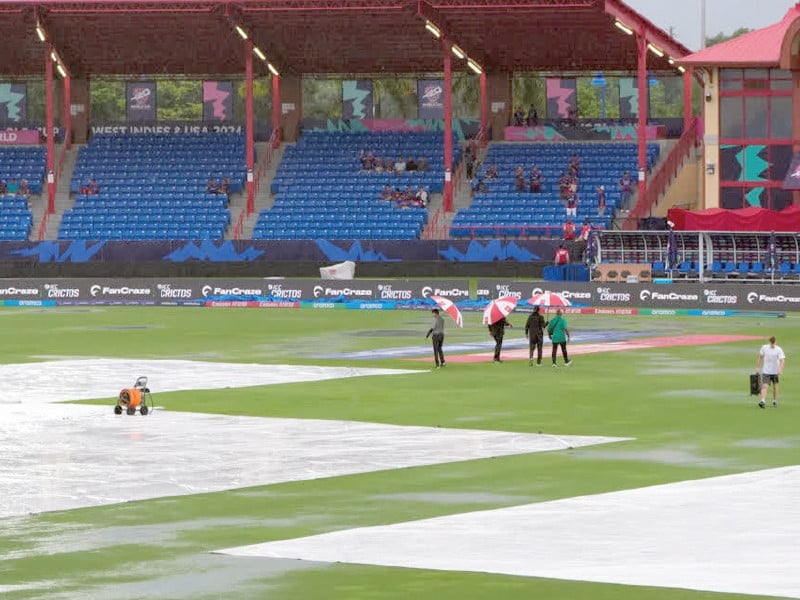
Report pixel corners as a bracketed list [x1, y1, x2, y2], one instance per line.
[750, 373, 762, 395]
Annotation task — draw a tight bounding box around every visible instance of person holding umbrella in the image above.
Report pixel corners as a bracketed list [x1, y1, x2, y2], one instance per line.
[425, 308, 446, 369]
[488, 316, 512, 363]
[547, 309, 572, 367]
[525, 306, 549, 366]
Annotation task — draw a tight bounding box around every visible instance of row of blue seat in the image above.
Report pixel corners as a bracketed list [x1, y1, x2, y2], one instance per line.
[57, 230, 225, 240]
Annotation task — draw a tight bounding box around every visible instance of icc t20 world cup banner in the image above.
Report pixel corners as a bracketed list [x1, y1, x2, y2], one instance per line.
[546, 78, 577, 119]
[342, 80, 374, 119]
[417, 80, 444, 119]
[126, 82, 156, 123]
[203, 81, 234, 122]
[0, 83, 27, 124]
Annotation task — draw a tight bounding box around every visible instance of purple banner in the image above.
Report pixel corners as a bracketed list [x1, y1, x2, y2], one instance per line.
[546, 78, 577, 120]
[0, 129, 39, 145]
[417, 80, 445, 119]
[782, 153, 800, 190]
[126, 82, 156, 123]
[203, 81, 234, 122]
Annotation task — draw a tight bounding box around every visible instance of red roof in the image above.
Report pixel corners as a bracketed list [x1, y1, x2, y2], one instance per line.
[680, 3, 800, 67]
[0, 0, 691, 77]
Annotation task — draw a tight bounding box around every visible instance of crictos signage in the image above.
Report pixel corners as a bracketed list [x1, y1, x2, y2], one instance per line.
[0, 278, 798, 311]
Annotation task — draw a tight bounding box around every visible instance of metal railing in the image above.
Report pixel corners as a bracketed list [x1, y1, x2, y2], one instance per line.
[231, 209, 247, 241]
[623, 117, 699, 230]
[253, 128, 280, 202]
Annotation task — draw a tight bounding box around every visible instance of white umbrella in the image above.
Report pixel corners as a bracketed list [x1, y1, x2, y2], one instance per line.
[527, 292, 572, 307]
[430, 295, 463, 328]
[482, 296, 519, 325]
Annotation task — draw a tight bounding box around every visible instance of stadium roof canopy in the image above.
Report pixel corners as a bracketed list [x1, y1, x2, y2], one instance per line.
[0, 0, 691, 78]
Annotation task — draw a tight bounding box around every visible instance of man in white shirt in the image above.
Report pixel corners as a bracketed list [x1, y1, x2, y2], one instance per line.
[756, 336, 786, 408]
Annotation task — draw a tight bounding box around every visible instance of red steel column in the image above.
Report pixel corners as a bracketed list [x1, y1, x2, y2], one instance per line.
[45, 42, 55, 214]
[636, 33, 648, 202]
[479, 71, 488, 146]
[683, 67, 693, 133]
[443, 39, 453, 213]
[64, 75, 72, 150]
[245, 40, 255, 214]
[271, 74, 281, 149]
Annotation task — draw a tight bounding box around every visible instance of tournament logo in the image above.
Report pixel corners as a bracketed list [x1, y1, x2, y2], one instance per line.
[130, 87, 152, 109]
[420, 83, 443, 108]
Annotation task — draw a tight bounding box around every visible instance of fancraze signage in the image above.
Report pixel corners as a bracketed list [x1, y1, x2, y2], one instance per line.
[0, 278, 798, 311]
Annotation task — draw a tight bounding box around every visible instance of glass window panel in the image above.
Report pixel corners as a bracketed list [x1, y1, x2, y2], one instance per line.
[721, 69, 743, 80]
[744, 80, 767, 90]
[744, 97, 767, 138]
[721, 80, 742, 91]
[770, 96, 792, 139]
[770, 69, 792, 79]
[720, 186, 744, 209]
[769, 145, 793, 181]
[720, 96, 743, 138]
[770, 79, 792, 91]
[770, 188, 793, 212]
[744, 69, 768, 79]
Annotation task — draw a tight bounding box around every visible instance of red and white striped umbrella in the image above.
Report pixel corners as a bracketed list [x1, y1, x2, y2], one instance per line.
[430, 295, 463, 328]
[527, 292, 572, 307]
[482, 296, 519, 325]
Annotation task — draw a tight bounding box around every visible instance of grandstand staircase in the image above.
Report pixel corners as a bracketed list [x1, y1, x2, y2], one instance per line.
[31, 144, 79, 241]
[228, 141, 287, 240]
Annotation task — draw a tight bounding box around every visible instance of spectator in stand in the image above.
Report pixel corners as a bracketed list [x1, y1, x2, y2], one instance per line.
[416, 186, 429, 207]
[0, 180, 6, 195]
[86, 178, 100, 195]
[513, 107, 525, 126]
[597, 184, 607, 216]
[526, 105, 538, 127]
[6, 177, 20, 195]
[383, 157, 394, 173]
[529, 165, 543, 193]
[394, 156, 406, 174]
[485, 164, 499, 180]
[562, 218, 576, 241]
[417, 156, 428, 172]
[576, 218, 592, 262]
[473, 177, 489, 194]
[569, 154, 581, 177]
[359, 149, 376, 171]
[206, 178, 219, 194]
[618, 171, 634, 209]
[565, 192, 578, 218]
[379, 184, 393, 202]
[554, 243, 570, 265]
[405, 156, 418, 172]
[16, 178, 30, 197]
[559, 172, 571, 200]
[515, 165, 526, 192]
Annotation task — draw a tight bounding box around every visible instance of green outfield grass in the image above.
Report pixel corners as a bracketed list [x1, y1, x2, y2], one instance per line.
[0, 305, 796, 600]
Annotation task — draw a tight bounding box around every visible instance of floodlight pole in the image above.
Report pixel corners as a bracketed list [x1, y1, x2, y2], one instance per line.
[45, 42, 55, 214]
[245, 39, 255, 214]
[636, 32, 648, 203]
[479, 71, 488, 146]
[442, 38, 453, 213]
[63, 75, 72, 151]
[272, 74, 281, 149]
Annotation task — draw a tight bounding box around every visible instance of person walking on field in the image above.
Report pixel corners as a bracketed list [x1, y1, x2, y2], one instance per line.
[524, 306, 549, 366]
[426, 308, 446, 369]
[547, 309, 571, 367]
[488, 316, 512, 363]
[756, 336, 785, 408]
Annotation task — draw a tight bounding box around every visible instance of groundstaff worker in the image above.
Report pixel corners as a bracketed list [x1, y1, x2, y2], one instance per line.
[756, 336, 785, 408]
[426, 308, 446, 369]
[524, 306, 548, 366]
[547, 309, 572, 367]
[488, 317, 512, 363]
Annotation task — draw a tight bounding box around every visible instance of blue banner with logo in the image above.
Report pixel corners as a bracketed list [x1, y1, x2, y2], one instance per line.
[417, 80, 444, 119]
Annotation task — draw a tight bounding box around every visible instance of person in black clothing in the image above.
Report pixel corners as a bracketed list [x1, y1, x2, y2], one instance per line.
[488, 317, 512, 363]
[426, 308, 446, 368]
[524, 306, 549, 366]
